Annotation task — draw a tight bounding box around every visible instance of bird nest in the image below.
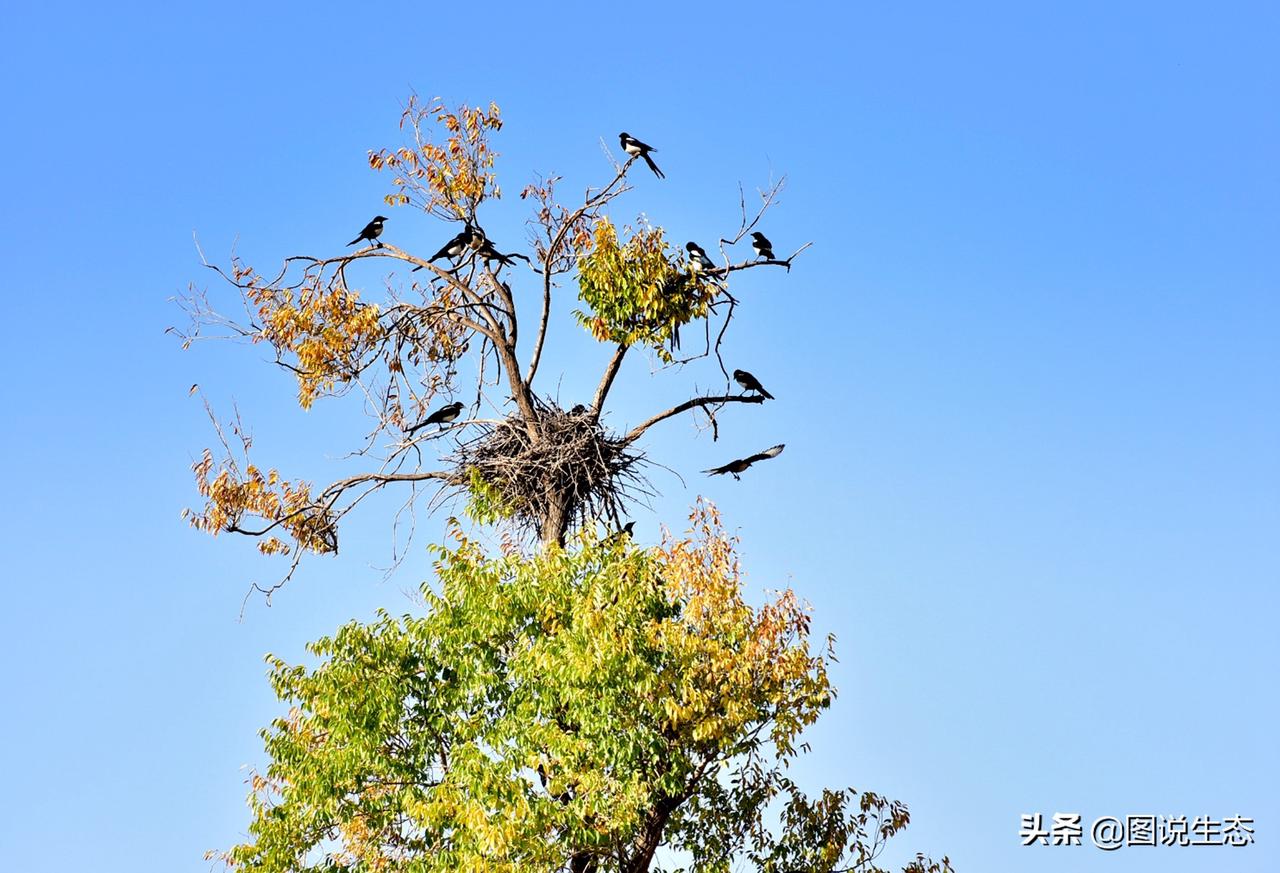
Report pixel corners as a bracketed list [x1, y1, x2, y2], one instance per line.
[448, 404, 649, 536]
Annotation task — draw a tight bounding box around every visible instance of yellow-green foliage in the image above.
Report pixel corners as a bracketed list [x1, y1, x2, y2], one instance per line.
[212, 504, 951, 873]
[575, 219, 719, 362]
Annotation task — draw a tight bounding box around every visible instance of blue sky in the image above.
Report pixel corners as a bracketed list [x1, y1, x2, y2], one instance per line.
[0, 2, 1276, 871]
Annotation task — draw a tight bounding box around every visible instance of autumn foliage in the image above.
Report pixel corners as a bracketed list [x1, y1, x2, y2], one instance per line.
[180, 98, 952, 873]
[213, 505, 951, 873]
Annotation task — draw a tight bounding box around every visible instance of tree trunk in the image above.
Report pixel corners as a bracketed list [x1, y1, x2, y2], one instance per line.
[541, 492, 570, 547]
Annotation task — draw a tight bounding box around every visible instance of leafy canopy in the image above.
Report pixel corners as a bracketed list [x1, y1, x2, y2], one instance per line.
[214, 505, 951, 873]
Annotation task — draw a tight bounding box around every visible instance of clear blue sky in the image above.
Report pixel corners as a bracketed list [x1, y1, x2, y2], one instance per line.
[0, 2, 1275, 871]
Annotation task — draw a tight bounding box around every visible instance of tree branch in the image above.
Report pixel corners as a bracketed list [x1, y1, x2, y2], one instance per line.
[624, 394, 763, 444]
[591, 344, 629, 416]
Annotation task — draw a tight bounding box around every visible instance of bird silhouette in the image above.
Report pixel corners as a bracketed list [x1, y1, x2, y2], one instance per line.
[686, 241, 716, 273]
[705, 444, 785, 480]
[733, 369, 774, 400]
[750, 231, 774, 260]
[406, 401, 464, 434]
[347, 215, 388, 247]
[474, 238, 531, 270]
[413, 223, 480, 271]
[619, 132, 665, 179]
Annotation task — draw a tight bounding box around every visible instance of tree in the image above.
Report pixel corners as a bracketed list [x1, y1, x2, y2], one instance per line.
[178, 98, 952, 872]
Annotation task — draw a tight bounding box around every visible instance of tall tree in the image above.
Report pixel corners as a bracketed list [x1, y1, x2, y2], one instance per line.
[178, 99, 952, 872]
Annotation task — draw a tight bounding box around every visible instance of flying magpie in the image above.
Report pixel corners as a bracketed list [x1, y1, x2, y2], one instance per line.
[686, 241, 716, 273]
[704, 444, 785, 480]
[733, 369, 774, 400]
[406, 401, 464, 434]
[347, 215, 388, 247]
[619, 132, 665, 179]
[750, 231, 775, 260]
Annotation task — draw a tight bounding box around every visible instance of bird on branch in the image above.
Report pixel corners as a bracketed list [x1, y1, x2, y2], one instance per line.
[619, 132, 665, 179]
[686, 241, 716, 274]
[347, 215, 388, 247]
[412, 223, 479, 271]
[406, 401, 464, 434]
[474, 238, 531, 270]
[750, 231, 775, 260]
[732, 369, 774, 400]
[606, 521, 635, 544]
[705, 444, 785, 480]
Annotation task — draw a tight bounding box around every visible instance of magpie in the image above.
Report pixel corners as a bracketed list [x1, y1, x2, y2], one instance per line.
[570, 404, 587, 415]
[619, 132, 665, 179]
[733, 369, 774, 400]
[474, 238, 531, 270]
[686, 241, 717, 273]
[406, 401, 464, 434]
[606, 520, 636, 545]
[704, 444, 785, 480]
[412, 224, 477, 271]
[750, 231, 775, 260]
[347, 215, 388, 247]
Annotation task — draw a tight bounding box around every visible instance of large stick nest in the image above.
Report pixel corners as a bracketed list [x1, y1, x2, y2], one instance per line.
[449, 402, 650, 536]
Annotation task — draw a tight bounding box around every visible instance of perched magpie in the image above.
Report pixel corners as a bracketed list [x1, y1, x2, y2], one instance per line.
[474, 238, 531, 270]
[686, 241, 716, 273]
[705, 444, 785, 480]
[347, 215, 388, 247]
[406, 401, 464, 434]
[569, 404, 587, 415]
[411, 223, 476, 272]
[733, 369, 774, 400]
[619, 132, 665, 179]
[750, 231, 775, 260]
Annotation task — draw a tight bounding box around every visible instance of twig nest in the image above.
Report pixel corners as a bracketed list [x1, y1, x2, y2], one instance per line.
[449, 403, 648, 536]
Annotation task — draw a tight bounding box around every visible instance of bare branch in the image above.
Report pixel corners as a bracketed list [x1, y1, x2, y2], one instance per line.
[624, 394, 764, 444]
[591, 344, 629, 416]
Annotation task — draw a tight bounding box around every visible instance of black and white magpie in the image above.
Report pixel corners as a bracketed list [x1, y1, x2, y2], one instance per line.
[474, 238, 531, 270]
[618, 132, 665, 179]
[412, 223, 481, 271]
[406, 401, 464, 434]
[704, 444, 784, 480]
[347, 215, 388, 247]
[732, 369, 774, 400]
[686, 241, 716, 273]
[750, 231, 775, 260]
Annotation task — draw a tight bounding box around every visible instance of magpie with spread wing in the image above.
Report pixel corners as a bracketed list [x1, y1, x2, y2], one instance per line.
[750, 231, 775, 260]
[704, 444, 785, 480]
[406, 401, 464, 434]
[733, 369, 775, 400]
[619, 132, 665, 179]
[347, 215, 388, 247]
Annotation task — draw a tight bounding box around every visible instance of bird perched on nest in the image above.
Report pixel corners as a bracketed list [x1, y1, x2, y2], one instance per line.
[705, 444, 785, 480]
[750, 231, 775, 260]
[619, 132, 665, 179]
[347, 215, 388, 247]
[406, 401, 464, 434]
[733, 369, 774, 400]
